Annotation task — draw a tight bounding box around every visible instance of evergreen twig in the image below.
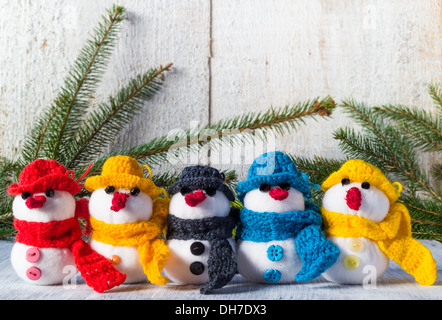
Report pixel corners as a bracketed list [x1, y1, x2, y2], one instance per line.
[0, 5, 173, 238]
[20, 5, 127, 165]
[375, 104, 442, 152]
[84, 96, 336, 173]
[66, 63, 173, 171]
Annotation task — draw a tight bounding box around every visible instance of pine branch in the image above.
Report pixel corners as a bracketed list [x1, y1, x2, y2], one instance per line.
[85, 97, 336, 170]
[20, 5, 126, 164]
[0, 159, 20, 237]
[375, 104, 442, 152]
[428, 83, 442, 111]
[334, 94, 442, 241]
[432, 163, 442, 183]
[66, 63, 173, 171]
[290, 155, 345, 187]
[289, 155, 346, 206]
[337, 99, 441, 202]
[403, 194, 442, 241]
[0, 5, 174, 239]
[0, 159, 19, 214]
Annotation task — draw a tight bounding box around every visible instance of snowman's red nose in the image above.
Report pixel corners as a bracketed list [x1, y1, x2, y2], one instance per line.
[185, 190, 207, 207]
[346, 187, 362, 210]
[111, 192, 130, 212]
[269, 187, 289, 201]
[25, 195, 47, 209]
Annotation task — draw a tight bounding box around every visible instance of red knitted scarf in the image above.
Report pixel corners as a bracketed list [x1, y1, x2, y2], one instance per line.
[14, 217, 126, 293]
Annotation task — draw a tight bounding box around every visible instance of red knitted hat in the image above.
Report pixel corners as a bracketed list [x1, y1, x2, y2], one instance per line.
[7, 159, 81, 196]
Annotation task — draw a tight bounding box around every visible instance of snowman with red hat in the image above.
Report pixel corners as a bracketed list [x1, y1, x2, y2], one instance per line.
[8, 159, 126, 293]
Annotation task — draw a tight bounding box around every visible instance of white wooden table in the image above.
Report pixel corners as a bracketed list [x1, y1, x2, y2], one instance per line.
[1, 239, 441, 301]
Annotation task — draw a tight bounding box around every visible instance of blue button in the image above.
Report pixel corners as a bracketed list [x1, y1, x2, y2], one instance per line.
[264, 269, 281, 283]
[267, 244, 284, 261]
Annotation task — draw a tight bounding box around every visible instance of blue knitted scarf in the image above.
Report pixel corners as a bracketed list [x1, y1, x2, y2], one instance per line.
[236, 202, 340, 282]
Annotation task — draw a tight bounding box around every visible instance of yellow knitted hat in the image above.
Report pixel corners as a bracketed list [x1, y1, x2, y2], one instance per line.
[85, 155, 160, 199]
[322, 159, 402, 204]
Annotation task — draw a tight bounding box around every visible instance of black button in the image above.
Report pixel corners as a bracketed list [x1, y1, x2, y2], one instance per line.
[189, 262, 205, 275]
[190, 241, 205, 256]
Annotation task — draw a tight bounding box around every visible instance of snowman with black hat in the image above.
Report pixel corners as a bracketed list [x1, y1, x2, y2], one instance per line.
[164, 165, 237, 294]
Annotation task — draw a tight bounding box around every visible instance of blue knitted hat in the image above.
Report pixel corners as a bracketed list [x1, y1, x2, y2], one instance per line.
[236, 151, 313, 203]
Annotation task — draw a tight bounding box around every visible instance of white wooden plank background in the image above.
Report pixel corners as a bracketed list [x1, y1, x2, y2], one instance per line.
[0, 0, 440, 176]
[0, 0, 441, 301]
[0, 239, 441, 300]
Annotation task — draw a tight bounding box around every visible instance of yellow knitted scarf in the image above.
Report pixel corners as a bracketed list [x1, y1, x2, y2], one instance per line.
[321, 203, 437, 286]
[90, 198, 170, 285]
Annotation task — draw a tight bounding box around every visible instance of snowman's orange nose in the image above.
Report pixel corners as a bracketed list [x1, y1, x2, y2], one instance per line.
[111, 192, 130, 212]
[346, 187, 362, 210]
[269, 187, 289, 201]
[185, 190, 207, 207]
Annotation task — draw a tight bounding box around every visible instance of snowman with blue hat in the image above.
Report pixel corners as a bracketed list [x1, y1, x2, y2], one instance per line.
[235, 151, 340, 283]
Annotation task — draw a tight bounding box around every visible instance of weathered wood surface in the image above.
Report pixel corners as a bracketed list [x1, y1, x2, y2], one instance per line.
[0, 239, 441, 300]
[0, 0, 441, 176]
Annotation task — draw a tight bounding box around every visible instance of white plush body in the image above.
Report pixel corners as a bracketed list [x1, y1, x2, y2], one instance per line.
[11, 243, 76, 285]
[237, 239, 302, 283]
[321, 182, 390, 284]
[236, 187, 305, 283]
[88, 240, 145, 283]
[163, 190, 235, 284]
[11, 191, 77, 285]
[165, 238, 236, 284]
[88, 188, 153, 283]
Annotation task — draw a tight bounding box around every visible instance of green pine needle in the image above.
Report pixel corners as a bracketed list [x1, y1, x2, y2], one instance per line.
[86, 96, 336, 170]
[20, 5, 127, 165]
[66, 63, 173, 171]
[375, 104, 442, 152]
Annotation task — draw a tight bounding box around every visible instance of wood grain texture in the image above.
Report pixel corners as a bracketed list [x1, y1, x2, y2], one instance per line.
[0, 239, 441, 299]
[0, 0, 211, 163]
[0, 0, 440, 173]
[210, 0, 441, 176]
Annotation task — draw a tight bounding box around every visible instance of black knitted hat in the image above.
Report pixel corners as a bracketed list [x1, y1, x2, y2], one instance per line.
[168, 165, 235, 201]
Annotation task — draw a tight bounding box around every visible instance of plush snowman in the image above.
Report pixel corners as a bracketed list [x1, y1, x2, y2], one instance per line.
[321, 159, 437, 286]
[235, 151, 340, 284]
[85, 156, 170, 285]
[164, 165, 237, 294]
[8, 159, 125, 292]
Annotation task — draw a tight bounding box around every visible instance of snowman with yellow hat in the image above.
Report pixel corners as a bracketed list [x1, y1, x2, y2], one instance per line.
[321, 159, 437, 286]
[85, 155, 170, 284]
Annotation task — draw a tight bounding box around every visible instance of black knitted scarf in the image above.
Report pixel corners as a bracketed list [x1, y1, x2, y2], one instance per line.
[166, 214, 237, 294]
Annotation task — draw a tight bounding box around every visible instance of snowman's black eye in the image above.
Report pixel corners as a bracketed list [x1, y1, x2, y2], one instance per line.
[180, 186, 191, 196]
[105, 186, 115, 194]
[21, 192, 31, 200]
[130, 187, 140, 196]
[279, 183, 290, 191]
[341, 178, 350, 186]
[45, 189, 55, 197]
[205, 188, 216, 197]
[361, 182, 370, 189]
[259, 183, 271, 192]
